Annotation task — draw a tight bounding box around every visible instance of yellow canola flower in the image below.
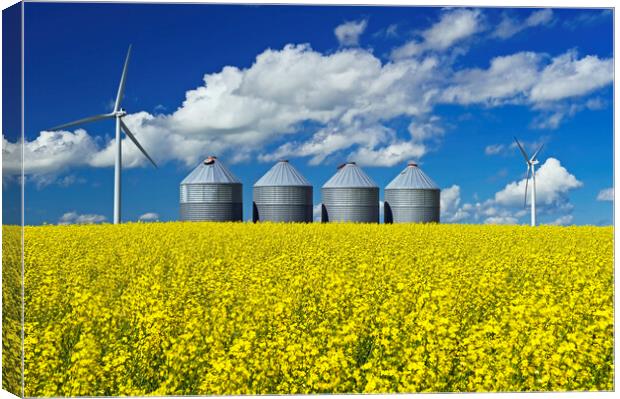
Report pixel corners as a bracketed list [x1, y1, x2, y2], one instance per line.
[14, 222, 613, 396]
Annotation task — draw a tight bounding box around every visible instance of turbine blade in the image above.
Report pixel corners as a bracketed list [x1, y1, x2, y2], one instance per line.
[120, 119, 157, 168]
[524, 166, 531, 208]
[114, 44, 132, 112]
[514, 136, 530, 162]
[530, 143, 544, 162]
[48, 113, 113, 131]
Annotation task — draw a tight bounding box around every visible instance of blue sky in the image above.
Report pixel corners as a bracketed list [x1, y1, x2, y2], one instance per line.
[2, 3, 614, 225]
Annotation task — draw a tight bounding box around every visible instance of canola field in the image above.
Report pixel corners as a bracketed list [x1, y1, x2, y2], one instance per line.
[11, 223, 616, 395]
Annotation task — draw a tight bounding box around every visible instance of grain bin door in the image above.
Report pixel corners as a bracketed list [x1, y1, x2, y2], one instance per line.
[384, 201, 393, 224]
[252, 202, 259, 223]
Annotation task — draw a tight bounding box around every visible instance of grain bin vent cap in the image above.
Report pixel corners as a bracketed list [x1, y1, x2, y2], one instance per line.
[181, 156, 241, 184]
[386, 163, 438, 189]
[322, 162, 378, 188]
[254, 160, 312, 187]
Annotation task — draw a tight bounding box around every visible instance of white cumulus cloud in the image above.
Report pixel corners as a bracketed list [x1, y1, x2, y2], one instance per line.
[5, 32, 612, 181]
[58, 211, 106, 225]
[484, 216, 518, 225]
[494, 157, 583, 208]
[440, 185, 473, 223]
[484, 144, 506, 155]
[408, 117, 445, 142]
[531, 98, 607, 130]
[530, 50, 613, 103]
[443, 157, 581, 225]
[597, 188, 613, 201]
[548, 214, 574, 225]
[493, 9, 554, 39]
[3, 130, 98, 176]
[423, 8, 482, 51]
[138, 212, 160, 222]
[441, 49, 612, 129]
[442, 52, 544, 105]
[391, 8, 482, 60]
[349, 141, 426, 167]
[334, 19, 368, 46]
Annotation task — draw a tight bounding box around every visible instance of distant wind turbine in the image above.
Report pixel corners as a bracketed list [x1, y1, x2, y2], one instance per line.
[514, 137, 543, 227]
[48, 45, 157, 224]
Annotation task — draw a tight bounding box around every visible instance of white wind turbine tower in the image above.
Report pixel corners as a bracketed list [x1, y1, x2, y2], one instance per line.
[48, 45, 157, 224]
[514, 137, 543, 227]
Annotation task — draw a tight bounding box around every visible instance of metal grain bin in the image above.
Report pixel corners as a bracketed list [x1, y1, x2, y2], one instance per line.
[180, 156, 243, 221]
[321, 162, 379, 223]
[253, 160, 313, 223]
[384, 162, 440, 223]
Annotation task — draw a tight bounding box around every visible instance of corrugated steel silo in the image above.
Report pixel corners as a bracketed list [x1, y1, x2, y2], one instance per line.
[384, 162, 440, 223]
[253, 160, 313, 222]
[321, 162, 379, 223]
[180, 156, 243, 221]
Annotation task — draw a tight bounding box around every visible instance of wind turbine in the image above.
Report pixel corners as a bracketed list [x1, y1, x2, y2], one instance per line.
[514, 137, 543, 227]
[48, 45, 157, 224]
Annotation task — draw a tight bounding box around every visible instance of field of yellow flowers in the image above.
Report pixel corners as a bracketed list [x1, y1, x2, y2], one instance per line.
[13, 222, 616, 395]
[2, 225, 22, 396]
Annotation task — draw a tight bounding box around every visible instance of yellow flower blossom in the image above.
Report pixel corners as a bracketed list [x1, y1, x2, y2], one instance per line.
[4, 223, 612, 395]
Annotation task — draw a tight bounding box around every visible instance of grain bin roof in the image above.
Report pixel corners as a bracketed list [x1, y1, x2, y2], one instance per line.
[181, 156, 241, 184]
[386, 162, 438, 190]
[322, 162, 378, 188]
[254, 160, 311, 187]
